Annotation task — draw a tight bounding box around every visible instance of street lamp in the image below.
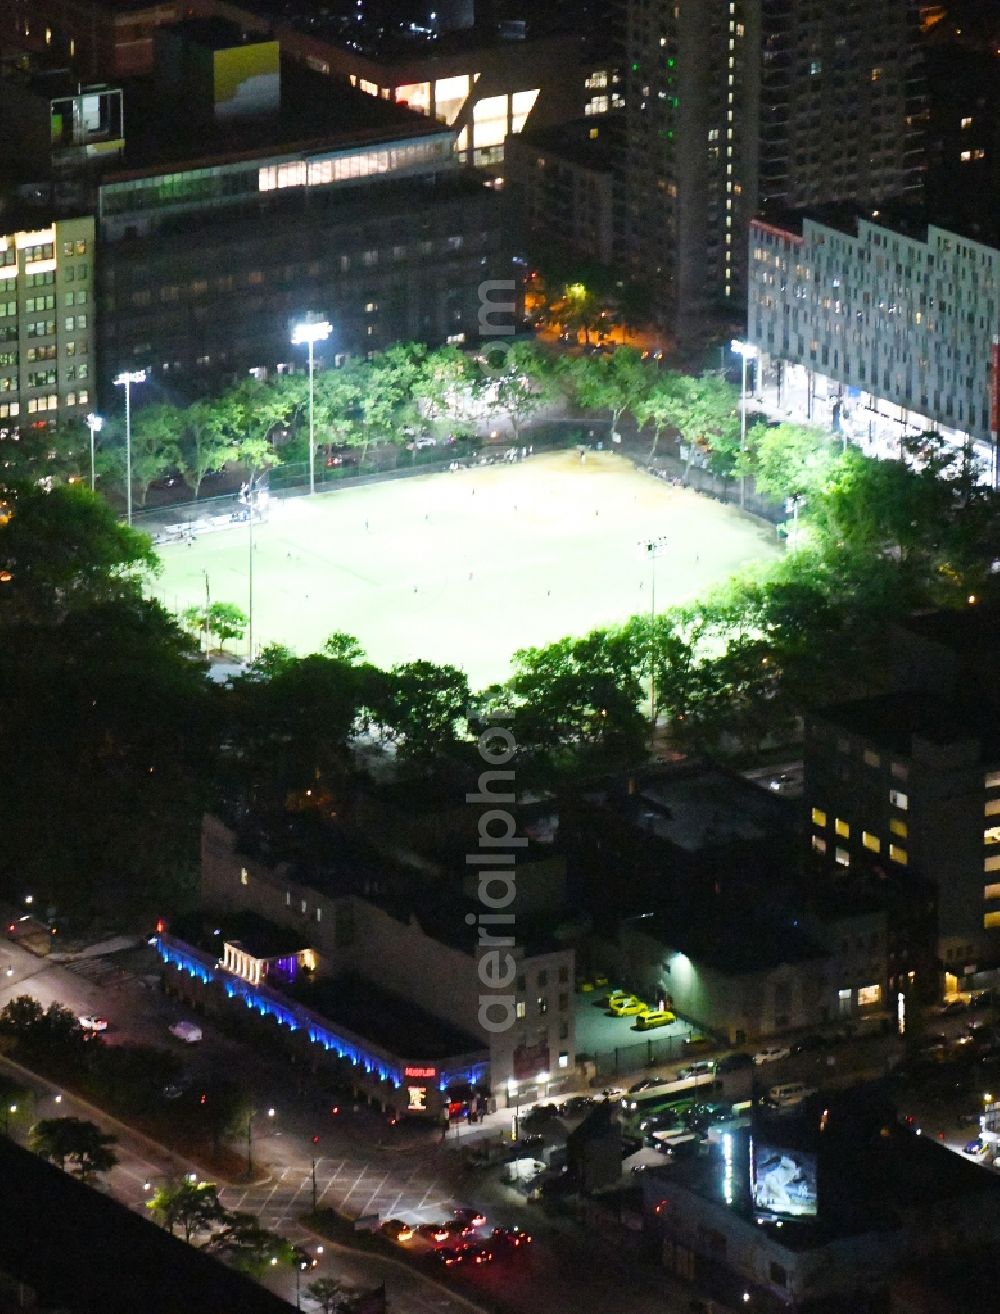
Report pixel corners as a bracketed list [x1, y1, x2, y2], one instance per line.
[113, 370, 146, 526]
[640, 536, 669, 739]
[291, 320, 332, 496]
[730, 340, 758, 510]
[246, 1105, 276, 1175]
[507, 1077, 520, 1141]
[85, 413, 103, 493]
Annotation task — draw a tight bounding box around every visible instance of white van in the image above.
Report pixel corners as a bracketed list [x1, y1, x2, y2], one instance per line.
[168, 1020, 202, 1044]
[766, 1082, 815, 1110]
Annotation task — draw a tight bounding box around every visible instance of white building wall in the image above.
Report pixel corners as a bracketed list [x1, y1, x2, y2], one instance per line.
[749, 216, 1000, 443]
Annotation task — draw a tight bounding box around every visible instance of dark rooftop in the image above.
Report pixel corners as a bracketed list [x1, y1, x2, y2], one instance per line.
[814, 691, 1000, 759]
[516, 117, 613, 171]
[0, 1135, 296, 1314]
[587, 763, 795, 853]
[645, 902, 827, 976]
[106, 57, 448, 179]
[218, 910, 309, 960]
[290, 972, 485, 1061]
[755, 200, 1000, 250]
[645, 1087, 1000, 1247]
[899, 605, 1000, 657]
[164, 16, 271, 51]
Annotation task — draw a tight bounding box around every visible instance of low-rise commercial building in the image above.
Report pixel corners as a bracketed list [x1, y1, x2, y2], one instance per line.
[192, 815, 575, 1107]
[748, 207, 1000, 455]
[643, 1089, 1000, 1313]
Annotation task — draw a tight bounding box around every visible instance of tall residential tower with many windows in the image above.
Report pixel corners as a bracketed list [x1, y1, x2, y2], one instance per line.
[622, 0, 925, 339]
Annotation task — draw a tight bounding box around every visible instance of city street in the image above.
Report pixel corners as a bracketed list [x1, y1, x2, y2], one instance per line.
[10, 932, 992, 1314]
[0, 936, 725, 1313]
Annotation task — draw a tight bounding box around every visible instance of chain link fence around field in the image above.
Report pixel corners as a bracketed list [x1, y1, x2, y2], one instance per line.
[130, 418, 786, 541]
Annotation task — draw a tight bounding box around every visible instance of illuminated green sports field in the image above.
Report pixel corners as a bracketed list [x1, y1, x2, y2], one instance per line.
[150, 450, 780, 686]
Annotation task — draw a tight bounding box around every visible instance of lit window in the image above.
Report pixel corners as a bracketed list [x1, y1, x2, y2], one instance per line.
[961, 151, 973, 163]
[515, 1001, 526, 1018]
[984, 884, 1000, 901]
[889, 818, 907, 838]
[961, 116, 973, 129]
[812, 835, 827, 854]
[315, 907, 322, 923]
[985, 826, 1000, 846]
[857, 984, 881, 1007]
[240, 867, 249, 886]
[537, 997, 548, 1015]
[862, 832, 881, 853]
[300, 899, 307, 914]
[835, 847, 850, 867]
[558, 1052, 569, 1068]
[835, 818, 850, 838]
[889, 789, 908, 811]
[985, 855, 1000, 873]
[811, 807, 827, 827]
[863, 750, 880, 768]
[985, 771, 1000, 789]
[985, 912, 1000, 930]
[986, 799, 1000, 817]
[889, 844, 907, 866]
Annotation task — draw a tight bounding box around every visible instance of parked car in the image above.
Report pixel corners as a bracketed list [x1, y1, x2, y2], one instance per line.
[465, 1244, 495, 1265]
[677, 1061, 715, 1080]
[627, 1079, 663, 1094]
[634, 1009, 676, 1031]
[78, 1015, 108, 1033]
[559, 1096, 596, 1116]
[754, 1046, 791, 1065]
[381, 1219, 415, 1242]
[433, 1246, 468, 1267]
[716, 1052, 754, 1074]
[453, 1207, 487, 1228]
[417, 1223, 453, 1244]
[292, 1247, 319, 1271]
[491, 1226, 533, 1249]
[168, 1020, 202, 1044]
[607, 996, 648, 1017]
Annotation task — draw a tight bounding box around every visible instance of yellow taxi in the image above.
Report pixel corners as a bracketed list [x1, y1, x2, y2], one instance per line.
[608, 995, 648, 1017]
[634, 1009, 676, 1031]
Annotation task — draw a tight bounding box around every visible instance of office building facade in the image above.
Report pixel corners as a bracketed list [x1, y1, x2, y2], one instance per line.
[622, 0, 925, 338]
[0, 215, 95, 434]
[747, 211, 1000, 448]
[805, 694, 1000, 979]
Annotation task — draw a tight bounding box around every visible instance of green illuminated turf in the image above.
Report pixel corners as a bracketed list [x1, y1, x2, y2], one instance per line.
[150, 451, 780, 686]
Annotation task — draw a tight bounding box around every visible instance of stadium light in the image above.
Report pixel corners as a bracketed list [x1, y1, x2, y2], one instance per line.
[291, 320, 332, 496]
[730, 340, 758, 510]
[85, 413, 103, 493]
[113, 370, 147, 525]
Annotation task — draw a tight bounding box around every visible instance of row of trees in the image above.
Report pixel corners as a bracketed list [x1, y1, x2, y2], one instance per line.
[12, 339, 767, 505]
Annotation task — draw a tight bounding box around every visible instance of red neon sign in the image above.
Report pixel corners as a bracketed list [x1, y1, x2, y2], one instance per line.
[404, 1065, 437, 1079]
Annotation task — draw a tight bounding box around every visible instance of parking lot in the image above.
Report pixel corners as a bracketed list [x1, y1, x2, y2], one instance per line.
[574, 984, 697, 1078]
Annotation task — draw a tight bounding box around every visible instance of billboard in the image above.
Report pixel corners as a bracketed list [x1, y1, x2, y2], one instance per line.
[751, 1143, 817, 1218]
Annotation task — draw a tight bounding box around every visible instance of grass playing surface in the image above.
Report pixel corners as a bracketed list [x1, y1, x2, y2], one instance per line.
[151, 451, 780, 687]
